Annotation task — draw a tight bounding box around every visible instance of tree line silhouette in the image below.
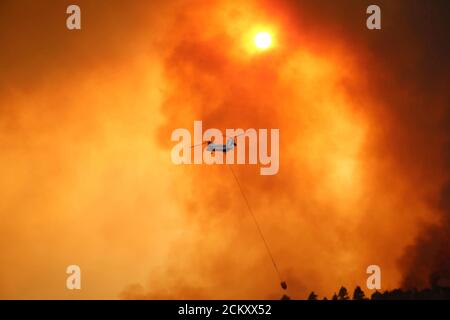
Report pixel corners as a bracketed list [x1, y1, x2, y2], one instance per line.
[281, 284, 450, 300]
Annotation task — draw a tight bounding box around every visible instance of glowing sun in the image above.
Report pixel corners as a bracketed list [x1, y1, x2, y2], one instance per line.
[254, 31, 272, 50]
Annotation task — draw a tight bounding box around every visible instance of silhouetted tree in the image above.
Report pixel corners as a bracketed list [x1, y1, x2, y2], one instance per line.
[371, 290, 382, 300]
[307, 291, 318, 300]
[281, 294, 290, 300]
[352, 286, 366, 300]
[337, 286, 350, 300]
[332, 293, 338, 300]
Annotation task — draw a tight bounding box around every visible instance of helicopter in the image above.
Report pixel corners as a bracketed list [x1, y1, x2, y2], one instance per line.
[205, 137, 237, 153]
[190, 131, 241, 155]
[186, 130, 287, 292]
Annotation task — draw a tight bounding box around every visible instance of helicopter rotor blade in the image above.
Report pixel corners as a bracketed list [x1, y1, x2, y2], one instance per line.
[225, 132, 246, 140]
[190, 141, 208, 149]
[190, 140, 214, 149]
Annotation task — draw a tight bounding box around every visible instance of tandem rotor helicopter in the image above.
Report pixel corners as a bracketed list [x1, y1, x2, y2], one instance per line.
[188, 132, 288, 295]
[191, 135, 237, 154]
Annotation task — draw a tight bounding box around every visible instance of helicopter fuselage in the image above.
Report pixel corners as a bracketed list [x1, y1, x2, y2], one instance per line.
[206, 138, 235, 153]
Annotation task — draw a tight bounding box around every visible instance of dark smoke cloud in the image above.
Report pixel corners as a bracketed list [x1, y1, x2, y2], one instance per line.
[281, 0, 450, 290]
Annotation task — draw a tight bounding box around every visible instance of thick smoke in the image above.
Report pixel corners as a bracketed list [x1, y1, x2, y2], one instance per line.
[0, 0, 449, 299]
[129, 0, 450, 298]
[126, 0, 450, 298]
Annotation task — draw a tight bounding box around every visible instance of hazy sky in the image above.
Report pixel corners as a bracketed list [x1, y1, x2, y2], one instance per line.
[0, 0, 449, 299]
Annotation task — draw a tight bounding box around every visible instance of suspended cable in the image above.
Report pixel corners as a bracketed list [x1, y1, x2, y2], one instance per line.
[227, 165, 287, 291]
